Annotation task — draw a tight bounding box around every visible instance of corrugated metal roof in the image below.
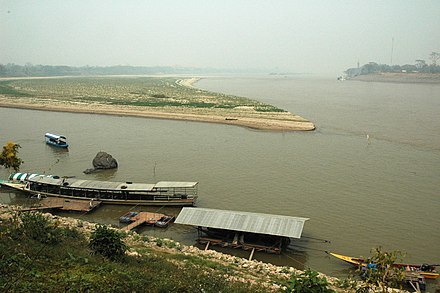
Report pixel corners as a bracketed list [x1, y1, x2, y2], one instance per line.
[155, 181, 198, 188]
[175, 208, 309, 238]
[67, 179, 128, 190]
[30, 176, 62, 185]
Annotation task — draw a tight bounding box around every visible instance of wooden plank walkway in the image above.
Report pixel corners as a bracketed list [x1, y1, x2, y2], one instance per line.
[197, 237, 282, 254]
[404, 270, 425, 292]
[28, 197, 101, 212]
[121, 212, 165, 231]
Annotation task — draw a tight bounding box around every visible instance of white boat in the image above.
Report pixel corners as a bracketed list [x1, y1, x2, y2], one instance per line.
[45, 133, 68, 148]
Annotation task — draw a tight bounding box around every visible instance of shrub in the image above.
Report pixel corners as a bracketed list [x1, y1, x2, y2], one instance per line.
[89, 225, 127, 261]
[335, 276, 359, 291]
[18, 212, 62, 244]
[358, 247, 405, 291]
[285, 268, 334, 293]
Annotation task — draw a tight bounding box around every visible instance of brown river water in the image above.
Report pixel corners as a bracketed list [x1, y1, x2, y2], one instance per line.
[1, 76, 439, 289]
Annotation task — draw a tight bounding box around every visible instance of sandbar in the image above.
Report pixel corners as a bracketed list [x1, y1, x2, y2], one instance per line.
[0, 77, 315, 131]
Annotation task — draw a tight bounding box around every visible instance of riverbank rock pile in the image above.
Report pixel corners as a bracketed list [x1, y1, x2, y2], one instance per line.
[84, 151, 118, 174]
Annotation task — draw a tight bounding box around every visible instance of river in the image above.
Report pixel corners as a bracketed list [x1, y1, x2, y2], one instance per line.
[1, 76, 439, 289]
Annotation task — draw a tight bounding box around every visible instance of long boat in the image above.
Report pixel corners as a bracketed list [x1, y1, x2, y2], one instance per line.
[1, 173, 198, 206]
[327, 251, 439, 279]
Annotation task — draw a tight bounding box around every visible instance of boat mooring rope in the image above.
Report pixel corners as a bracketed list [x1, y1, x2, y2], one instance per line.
[155, 205, 165, 213]
[287, 244, 330, 253]
[43, 158, 60, 174]
[300, 236, 331, 243]
[282, 251, 330, 276]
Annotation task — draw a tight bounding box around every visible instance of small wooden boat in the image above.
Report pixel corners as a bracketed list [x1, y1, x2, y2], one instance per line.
[327, 252, 439, 279]
[327, 252, 365, 266]
[45, 133, 68, 148]
[119, 211, 138, 223]
[155, 215, 175, 228]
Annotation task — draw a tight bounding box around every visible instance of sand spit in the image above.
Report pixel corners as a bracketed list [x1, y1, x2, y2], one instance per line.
[0, 76, 315, 131]
[0, 99, 315, 131]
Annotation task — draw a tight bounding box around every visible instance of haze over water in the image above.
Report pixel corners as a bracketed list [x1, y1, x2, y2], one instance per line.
[0, 76, 439, 290]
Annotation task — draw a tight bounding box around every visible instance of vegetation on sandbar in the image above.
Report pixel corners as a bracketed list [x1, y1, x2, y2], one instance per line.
[0, 77, 286, 113]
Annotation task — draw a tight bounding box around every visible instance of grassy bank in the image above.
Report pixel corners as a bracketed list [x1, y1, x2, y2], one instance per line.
[0, 205, 412, 292]
[0, 208, 275, 292]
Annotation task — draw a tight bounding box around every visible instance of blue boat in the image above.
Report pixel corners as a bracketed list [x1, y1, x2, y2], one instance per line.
[45, 133, 68, 148]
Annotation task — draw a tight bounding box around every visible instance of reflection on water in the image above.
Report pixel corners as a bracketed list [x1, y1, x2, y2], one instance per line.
[1, 76, 439, 290]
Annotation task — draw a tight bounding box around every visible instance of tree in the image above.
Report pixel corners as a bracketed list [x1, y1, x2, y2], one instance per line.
[430, 52, 440, 66]
[415, 59, 427, 69]
[0, 141, 24, 172]
[358, 247, 405, 292]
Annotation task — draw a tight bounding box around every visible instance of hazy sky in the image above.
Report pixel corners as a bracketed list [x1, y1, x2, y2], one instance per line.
[1, 0, 439, 74]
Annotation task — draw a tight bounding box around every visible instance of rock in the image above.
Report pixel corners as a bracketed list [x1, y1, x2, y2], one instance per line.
[83, 168, 95, 174]
[93, 151, 118, 169]
[83, 151, 118, 174]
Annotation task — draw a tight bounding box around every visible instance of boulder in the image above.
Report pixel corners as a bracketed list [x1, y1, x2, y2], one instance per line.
[93, 151, 118, 169]
[83, 151, 118, 174]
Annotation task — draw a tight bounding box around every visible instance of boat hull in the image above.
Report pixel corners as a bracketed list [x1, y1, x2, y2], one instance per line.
[46, 141, 69, 148]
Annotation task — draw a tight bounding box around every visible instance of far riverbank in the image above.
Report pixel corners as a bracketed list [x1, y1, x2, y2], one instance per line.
[349, 72, 440, 84]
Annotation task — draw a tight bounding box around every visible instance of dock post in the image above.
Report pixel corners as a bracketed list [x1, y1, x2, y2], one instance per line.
[204, 241, 210, 251]
[248, 248, 255, 261]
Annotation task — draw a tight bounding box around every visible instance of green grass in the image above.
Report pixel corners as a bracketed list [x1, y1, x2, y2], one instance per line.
[0, 81, 33, 97]
[0, 77, 287, 113]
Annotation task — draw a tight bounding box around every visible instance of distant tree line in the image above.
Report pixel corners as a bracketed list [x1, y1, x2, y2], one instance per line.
[0, 63, 260, 77]
[345, 52, 440, 77]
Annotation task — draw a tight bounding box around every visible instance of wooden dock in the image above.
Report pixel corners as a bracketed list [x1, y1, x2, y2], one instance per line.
[121, 212, 166, 231]
[197, 237, 282, 255]
[27, 197, 101, 212]
[404, 270, 426, 292]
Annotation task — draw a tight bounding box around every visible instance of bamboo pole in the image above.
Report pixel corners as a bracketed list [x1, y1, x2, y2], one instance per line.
[249, 248, 255, 261]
